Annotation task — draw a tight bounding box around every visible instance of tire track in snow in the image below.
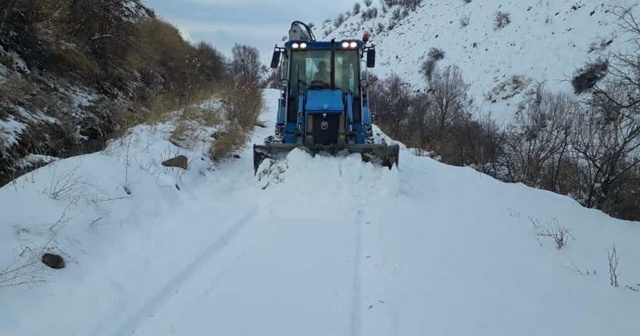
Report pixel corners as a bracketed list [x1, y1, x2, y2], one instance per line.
[109, 206, 259, 336]
[354, 167, 402, 336]
[350, 209, 364, 336]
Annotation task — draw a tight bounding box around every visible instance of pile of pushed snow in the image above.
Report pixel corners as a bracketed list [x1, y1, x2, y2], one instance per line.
[324, 0, 634, 121]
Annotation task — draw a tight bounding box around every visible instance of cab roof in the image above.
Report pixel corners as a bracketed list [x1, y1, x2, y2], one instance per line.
[284, 40, 365, 50]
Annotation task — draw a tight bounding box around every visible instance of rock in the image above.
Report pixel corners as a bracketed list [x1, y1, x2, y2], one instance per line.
[162, 155, 188, 169]
[233, 154, 241, 159]
[42, 253, 65, 269]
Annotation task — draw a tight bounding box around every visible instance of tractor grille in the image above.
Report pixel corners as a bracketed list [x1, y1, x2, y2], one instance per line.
[312, 114, 340, 145]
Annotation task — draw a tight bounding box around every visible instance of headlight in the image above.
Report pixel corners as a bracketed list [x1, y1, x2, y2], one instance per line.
[341, 41, 349, 48]
[349, 41, 357, 48]
[300, 42, 307, 48]
[292, 43, 299, 49]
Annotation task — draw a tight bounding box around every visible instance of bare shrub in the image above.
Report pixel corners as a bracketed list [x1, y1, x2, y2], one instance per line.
[608, 245, 619, 287]
[335, 14, 346, 28]
[400, 0, 423, 10]
[0, 257, 45, 288]
[353, 3, 361, 15]
[420, 48, 445, 81]
[42, 163, 85, 201]
[364, 0, 373, 6]
[391, 8, 403, 23]
[428, 48, 445, 61]
[171, 105, 223, 145]
[531, 217, 573, 249]
[362, 7, 379, 21]
[460, 15, 470, 27]
[209, 123, 247, 162]
[208, 73, 263, 162]
[494, 11, 511, 30]
[571, 58, 608, 94]
[588, 38, 614, 53]
[538, 225, 572, 249]
[219, 83, 263, 131]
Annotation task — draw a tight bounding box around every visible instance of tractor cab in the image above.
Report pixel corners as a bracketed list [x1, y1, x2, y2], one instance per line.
[285, 41, 360, 93]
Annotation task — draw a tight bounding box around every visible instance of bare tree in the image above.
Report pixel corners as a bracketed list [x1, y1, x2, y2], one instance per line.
[368, 73, 413, 138]
[504, 83, 574, 188]
[570, 82, 640, 213]
[427, 65, 470, 130]
[229, 43, 264, 87]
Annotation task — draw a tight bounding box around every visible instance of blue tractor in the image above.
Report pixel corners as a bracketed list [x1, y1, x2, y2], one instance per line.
[252, 21, 400, 173]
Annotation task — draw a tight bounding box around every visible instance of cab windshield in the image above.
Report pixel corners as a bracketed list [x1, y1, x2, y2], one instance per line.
[289, 49, 359, 93]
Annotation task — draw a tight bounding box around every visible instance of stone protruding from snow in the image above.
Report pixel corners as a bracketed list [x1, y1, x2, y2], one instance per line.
[162, 155, 188, 170]
[41, 253, 65, 269]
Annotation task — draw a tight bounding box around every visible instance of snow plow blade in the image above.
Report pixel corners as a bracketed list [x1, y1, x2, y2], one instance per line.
[253, 143, 399, 174]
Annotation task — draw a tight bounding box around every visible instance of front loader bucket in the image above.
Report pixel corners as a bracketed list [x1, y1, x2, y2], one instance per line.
[346, 143, 400, 169]
[253, 143, 400, 174]
[253, 143, 299, 173]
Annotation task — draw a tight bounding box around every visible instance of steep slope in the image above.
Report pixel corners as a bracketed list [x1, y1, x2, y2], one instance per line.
[0, 0, 227, 186]
[1, 89, 639, 335]
[323, 0, 636, 121]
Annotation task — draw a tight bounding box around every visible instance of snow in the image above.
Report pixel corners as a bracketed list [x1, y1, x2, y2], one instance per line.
[324, 0, 639, 122]
[0, 64, 7, 84]
[1, 88, 639, 335]
[14, 105, 58, 125]
[0, 117, 28, 152]
[15, 154, 59, 170]
[122, 0, 153, 20]
[198, 96, 222, 111]
[71, 89, 97, 108]
[9, 51, 30, 74]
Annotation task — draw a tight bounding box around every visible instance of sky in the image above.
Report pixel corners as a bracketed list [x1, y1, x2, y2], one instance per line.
[140, 0, 355, 64]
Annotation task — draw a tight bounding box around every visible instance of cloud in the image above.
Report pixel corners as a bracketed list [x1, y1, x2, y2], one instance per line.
[143, 0, 354, 60]
[191, 0, 281, 4]
[171, 20, 284, 37]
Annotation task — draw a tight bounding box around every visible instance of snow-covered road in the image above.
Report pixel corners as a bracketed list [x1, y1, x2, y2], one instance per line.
[1, 89, 640, 336]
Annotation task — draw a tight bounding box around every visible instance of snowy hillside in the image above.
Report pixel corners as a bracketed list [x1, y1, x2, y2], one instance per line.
[0, 0, 227, 187]
[323, 0, 638, 121]
[1, 89, 639, 335]
[0, 0, 154, 184]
